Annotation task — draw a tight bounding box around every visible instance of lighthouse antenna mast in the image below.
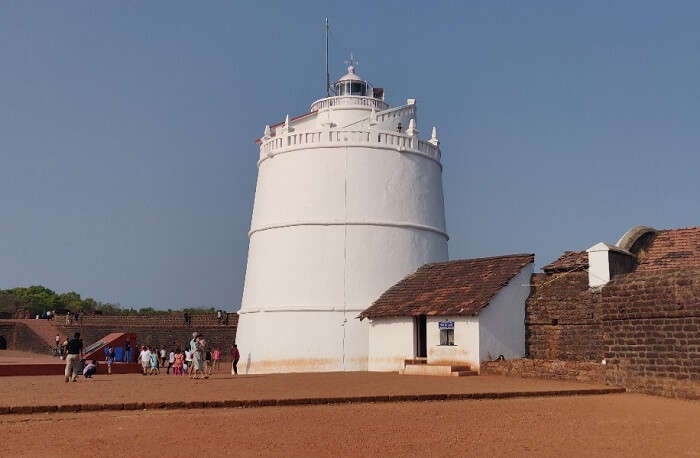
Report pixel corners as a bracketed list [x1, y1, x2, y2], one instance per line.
[325, 17, 330, 97]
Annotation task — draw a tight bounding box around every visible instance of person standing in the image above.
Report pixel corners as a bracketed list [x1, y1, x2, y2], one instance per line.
[64, 332, 83, 382]
[55, 334, 61, 354]
[212, 348, 221, 372]
[104, 345, 114, 375]
[173, 349, 184, 376]
[167, 349, 175, 374]
[124, 340, 131, 363]
[184, 348, 193, 376]
[191, 336, 206, 379]
[160, 347, 167, 368]
[231, 344, 240, 376]
[138, 346, 151, 376]
[205, 348, 212, 376]
[150, 350, 159, 375]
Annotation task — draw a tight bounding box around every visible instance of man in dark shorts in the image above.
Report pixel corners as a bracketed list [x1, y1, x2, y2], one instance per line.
[64, 332, 83, 382]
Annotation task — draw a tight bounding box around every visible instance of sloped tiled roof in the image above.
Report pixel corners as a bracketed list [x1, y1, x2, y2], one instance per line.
[635, 227, 700, 272]
[542, 251, 588, 273]
[359, 254, 534, 320]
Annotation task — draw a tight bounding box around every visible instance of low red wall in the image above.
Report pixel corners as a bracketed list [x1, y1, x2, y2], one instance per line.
[0, 362, 141, 377]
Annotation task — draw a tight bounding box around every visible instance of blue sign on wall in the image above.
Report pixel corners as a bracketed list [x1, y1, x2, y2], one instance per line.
[438, 320, 455, 329]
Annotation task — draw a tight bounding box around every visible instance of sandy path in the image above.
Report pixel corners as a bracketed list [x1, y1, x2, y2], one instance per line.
[1, 393, 697, 457]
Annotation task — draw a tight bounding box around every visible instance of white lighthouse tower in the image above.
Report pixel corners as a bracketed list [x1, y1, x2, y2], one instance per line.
[236, 59, 448, 373]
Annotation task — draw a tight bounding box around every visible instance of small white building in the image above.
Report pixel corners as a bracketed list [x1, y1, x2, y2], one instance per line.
[359, 254, 534, 373]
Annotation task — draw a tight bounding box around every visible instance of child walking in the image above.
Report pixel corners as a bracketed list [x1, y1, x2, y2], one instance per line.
[173, 348, 184, 376]
[150, 349, 159, 375]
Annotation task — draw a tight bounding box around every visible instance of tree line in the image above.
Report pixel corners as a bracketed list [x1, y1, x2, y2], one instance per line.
[0, 285, 217, 316]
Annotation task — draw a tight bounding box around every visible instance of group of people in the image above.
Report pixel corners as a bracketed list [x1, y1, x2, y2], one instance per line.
[62, 330, 241, 382]
[137, 333, 240, 378]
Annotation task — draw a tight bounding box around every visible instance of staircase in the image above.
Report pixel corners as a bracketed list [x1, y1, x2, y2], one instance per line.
[400, 358, 478, 377]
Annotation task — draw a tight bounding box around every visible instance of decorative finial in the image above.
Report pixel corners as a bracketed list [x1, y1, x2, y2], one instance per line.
[282, 114, 294, 133]
[429, 126, 439, 146]
[406, 118, 418, 137]
[263, 125, 271, 139]
[345, 53, 359, 73]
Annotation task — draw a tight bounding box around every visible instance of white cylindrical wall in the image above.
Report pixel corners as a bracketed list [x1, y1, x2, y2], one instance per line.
[238, 116, 448, 373]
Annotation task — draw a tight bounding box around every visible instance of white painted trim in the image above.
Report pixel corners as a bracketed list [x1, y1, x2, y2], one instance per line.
[248, 220, 449, 240]
[258, 143, 442, 169]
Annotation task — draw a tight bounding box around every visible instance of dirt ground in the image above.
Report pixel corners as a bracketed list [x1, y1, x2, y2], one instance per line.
[0, 370, 611, 408]
[1, 393, 697, 457]
[0, 350, 59, 364]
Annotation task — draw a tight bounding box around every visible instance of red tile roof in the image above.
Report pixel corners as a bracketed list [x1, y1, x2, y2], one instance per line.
[635, 227, 700, 272]
[542, 251, 588, 273]
[359, 254, 534, 320]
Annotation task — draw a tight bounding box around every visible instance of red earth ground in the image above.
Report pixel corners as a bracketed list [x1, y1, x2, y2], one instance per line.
[1, 393, 698, 457]
[0, 369, 612, 408]
[0, 351, 697, 457]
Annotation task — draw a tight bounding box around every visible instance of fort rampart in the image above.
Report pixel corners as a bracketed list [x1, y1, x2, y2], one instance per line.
[1, 313, 239, 360]
[524, 269, 700, 399]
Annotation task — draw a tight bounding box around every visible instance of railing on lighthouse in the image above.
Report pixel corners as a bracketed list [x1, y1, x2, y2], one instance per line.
[258, 127, 441, 164]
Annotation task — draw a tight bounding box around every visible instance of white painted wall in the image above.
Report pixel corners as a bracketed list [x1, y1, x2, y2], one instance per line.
[235, 309, 369, 373]
[478, 263, 533, 364]
[238, 89, 448, 373]
[367, 317, 414, 372]
[426, 316, 480, 369]
[587, 242, 611, 287]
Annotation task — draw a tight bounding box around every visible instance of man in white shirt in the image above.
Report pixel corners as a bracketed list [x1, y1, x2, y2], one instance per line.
[138, 347, 151, 376]
[184, 349, 193, 375]
[159, 348, 167, 367]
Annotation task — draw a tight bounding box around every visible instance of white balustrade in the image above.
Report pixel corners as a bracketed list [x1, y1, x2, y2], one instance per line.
[259, 128, 441, 163]
[310, 96, 390, 112]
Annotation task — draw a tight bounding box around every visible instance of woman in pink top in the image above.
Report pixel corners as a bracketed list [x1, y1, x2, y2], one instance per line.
[212, 348, 221, 372]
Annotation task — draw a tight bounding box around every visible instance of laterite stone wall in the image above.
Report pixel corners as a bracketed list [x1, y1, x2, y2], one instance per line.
[525, 272, 603, 361]
[58, 313, 239, 360]
[601, 270, 700, 399]
[525, 267, 700, 399]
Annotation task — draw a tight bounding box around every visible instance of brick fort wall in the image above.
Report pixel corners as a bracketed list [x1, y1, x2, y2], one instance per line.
[525, 268, 700, 399]
[58, 313, 239, 360]
[526, 271, 603, 361]
[600, 270, 700, 399]
[0, 322, 54, 353]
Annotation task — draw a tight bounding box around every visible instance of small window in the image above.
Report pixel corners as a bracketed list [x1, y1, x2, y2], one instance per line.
[440, 328, 454, 346]
[350, 82, 364, 95]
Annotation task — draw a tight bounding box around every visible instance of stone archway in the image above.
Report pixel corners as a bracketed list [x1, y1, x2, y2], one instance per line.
[0, 335, 7, 350]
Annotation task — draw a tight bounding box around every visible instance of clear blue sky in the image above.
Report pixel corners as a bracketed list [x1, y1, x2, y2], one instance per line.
[1, 1, 699, 310]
